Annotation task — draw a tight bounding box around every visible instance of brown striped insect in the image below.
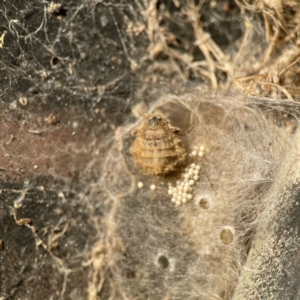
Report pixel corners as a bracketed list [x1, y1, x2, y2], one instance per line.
[130, 113, 186, 175]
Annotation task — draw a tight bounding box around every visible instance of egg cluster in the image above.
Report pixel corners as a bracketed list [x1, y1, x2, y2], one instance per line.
[167, 145, 206, 206]
[167, 162, 201, 206]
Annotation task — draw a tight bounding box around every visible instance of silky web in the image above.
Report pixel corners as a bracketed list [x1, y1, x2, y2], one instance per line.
[89, 89, 299, 300]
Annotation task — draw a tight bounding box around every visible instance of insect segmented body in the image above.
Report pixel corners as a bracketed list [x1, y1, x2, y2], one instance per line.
[130, 113, 186, 175]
